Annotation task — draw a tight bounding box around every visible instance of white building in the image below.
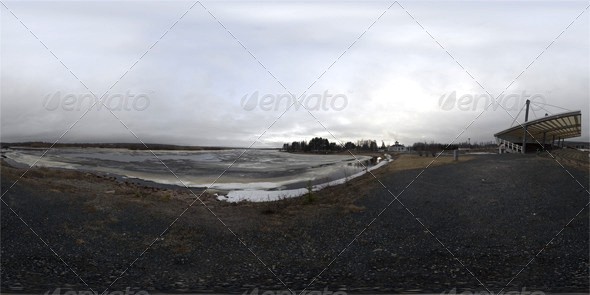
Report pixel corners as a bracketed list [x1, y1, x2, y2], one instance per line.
[388, 141, 410, 152]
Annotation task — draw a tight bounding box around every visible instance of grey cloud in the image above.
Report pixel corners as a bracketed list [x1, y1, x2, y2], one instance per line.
[2, 1, 588, 147]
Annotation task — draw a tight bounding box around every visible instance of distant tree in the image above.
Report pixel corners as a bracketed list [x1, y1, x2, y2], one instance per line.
[370, 141, 378, 151]
[308, 137, 331, 152]
[344, 141, 356, 150]
[301, 141, 309, 152]
[285, 137, 416, 153]
[329, 142, 338, 151]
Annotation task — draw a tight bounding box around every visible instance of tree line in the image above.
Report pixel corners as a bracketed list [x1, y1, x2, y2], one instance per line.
[282, 137, 385, 152]
[282, 138, 498, 153]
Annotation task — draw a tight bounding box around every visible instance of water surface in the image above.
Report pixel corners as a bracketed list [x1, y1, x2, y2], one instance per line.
[5, 147, 376, 191]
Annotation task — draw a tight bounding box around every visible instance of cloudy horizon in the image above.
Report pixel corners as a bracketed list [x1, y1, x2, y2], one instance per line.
[2, 1, 589, 148]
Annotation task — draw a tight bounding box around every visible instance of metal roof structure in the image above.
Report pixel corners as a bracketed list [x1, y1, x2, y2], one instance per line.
[494, 110, 582, 144]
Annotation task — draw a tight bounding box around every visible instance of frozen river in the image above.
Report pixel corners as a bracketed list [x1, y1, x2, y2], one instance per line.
[4, 147, 390, 201]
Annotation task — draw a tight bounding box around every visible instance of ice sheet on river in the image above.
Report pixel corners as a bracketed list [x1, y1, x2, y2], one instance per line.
[217, 159, 391, 202]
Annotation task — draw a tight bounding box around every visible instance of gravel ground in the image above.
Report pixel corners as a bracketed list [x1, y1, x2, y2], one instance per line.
[1, 153, 588, 294]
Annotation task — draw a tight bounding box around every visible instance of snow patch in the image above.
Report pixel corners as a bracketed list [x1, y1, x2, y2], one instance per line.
[220, 158, 391, 203]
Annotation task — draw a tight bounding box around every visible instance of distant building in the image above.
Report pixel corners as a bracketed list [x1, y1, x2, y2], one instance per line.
[388, 141, 411, 152]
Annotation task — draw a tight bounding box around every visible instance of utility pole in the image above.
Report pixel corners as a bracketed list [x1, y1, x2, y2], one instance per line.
[522, 99, 530, 154]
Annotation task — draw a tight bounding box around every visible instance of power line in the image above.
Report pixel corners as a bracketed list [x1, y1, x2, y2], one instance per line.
[530, 102, 554, 116]
[532, 101, 572, 112]
[530, 106, 538, 120]
[510, 103, 527, 127]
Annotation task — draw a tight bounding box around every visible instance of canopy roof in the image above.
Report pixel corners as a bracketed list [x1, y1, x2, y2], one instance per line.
[494, 110, 582, 143]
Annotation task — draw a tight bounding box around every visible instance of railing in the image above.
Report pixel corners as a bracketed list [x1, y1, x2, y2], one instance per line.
[496, 138, 522, 154]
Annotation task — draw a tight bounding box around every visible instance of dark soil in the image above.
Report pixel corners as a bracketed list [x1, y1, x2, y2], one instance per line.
[1, 154, 588, 294]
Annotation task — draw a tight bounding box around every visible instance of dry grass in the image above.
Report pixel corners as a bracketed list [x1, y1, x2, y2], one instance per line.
[539, 149, 589, 172]
[247, 153, 476, 218]
[384, 153, 474, 173]
[302, 153, 475, 206]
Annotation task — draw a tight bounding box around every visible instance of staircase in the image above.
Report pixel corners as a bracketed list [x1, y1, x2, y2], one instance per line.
[497, 138, 522, 154]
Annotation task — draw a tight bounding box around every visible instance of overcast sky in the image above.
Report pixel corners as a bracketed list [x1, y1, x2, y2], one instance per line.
[2, 1, 589, 147]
